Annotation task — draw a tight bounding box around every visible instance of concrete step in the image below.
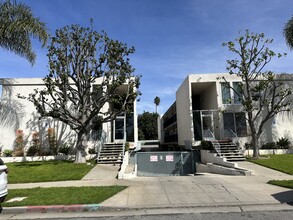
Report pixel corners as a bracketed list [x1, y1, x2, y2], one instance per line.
[98, 160, 122, 164]
[99, 152, 122, 156]
[226, 157, 246, 161]
[217, 149, 238, 152]
[102, 146, 123, 150]
[100, 149, 123, 153]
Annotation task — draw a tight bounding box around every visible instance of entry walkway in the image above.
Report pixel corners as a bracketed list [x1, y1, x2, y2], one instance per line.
[7, 161, 293, 209]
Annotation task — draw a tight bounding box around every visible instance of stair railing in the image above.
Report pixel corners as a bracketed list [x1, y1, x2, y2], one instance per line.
[91, 130, 106, 162]
[121, 130, 127, 160]
[203, 129, 221, 156]
[228, 129, 243, 154]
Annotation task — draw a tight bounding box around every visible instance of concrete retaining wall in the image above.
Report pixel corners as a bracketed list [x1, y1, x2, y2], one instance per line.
[198, 150, 252, 176]
[1, 154, 96, 163]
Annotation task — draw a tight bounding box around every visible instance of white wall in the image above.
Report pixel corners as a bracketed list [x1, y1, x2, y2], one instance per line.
[0, 78, 138, 151]
[0, 78, 46, 149]
[176, 76, 193, 146]
[173, 73, 293, 147]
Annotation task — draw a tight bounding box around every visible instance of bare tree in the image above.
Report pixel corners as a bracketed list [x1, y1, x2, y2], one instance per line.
[222, 30, 292, 159]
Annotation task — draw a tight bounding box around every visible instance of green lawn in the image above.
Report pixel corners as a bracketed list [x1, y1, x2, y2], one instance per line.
[249, 154, 293, 189]
[268, 180, 293, 189]
[3, 186, 127, 207]
[249, 154, 293, 175]
[6, 160, 95, 183]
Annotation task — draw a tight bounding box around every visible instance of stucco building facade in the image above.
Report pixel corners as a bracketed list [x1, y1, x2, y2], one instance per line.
[162, 73, 293, 149]
[0, 78, 138, 152]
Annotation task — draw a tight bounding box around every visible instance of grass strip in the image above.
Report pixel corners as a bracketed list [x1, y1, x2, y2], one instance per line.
[268, 180, 293, 189]
[6, 160, 95, 183]
[248, 154, 293, 175]
[3, 186, 127, 207]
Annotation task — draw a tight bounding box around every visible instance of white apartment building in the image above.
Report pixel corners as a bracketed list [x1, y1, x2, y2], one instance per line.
[162, 73, 293, 149]
[0, 78, 138, 152]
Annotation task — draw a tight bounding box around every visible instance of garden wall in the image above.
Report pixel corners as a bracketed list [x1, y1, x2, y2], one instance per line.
[244, 149, 293, 156]
[1, 154, 96, 163]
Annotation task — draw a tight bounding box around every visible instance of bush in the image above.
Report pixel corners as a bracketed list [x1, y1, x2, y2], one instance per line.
[13, 130, 25, 156]
[3, 149, 13, 157]
[26, 145, 39, 156]
[30, 132, 40, 155]
[88, 147, 97, 154]
[261, 142, 276, 149]
[244, 142, 252, 149]
[276, 137, 291, 149]
[201, 140, 213, 150]
[13, 147, 24, 157]
[59, 144, 71, 155]
[14, 130, 25, 149]
[124, 142, 129, 152]
[48, 128, 58, 155]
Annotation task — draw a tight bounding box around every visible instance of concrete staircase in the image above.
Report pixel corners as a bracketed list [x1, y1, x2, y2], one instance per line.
[97, 143, 124, 164]
[211, 140, 245, 161]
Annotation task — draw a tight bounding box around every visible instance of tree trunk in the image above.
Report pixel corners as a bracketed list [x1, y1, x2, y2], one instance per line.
[247, 111, 260, 159]
[75, 131, 87, 163]
[251, 135, 259, 159]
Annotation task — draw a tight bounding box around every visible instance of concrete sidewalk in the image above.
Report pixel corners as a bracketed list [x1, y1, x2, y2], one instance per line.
[101, 161, 293, 208]
[4, 161, 293, 213]
[8, 163, 127, 189]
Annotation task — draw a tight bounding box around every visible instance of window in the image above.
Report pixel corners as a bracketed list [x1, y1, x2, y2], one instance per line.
[223, 113, 235, 133]
[221, 82, 243, 105]
[233, 82, 243, 104]
[235, 113, 247, 136]
[223, 112, 247, 137]
[221, 83, 231, 104]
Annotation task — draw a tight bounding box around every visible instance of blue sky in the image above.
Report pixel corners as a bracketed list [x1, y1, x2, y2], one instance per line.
[1, 0, 293, 114]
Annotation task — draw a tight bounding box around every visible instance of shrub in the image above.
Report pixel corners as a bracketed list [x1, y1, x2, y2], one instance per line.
[26, 145, 39, 156]
[88, 147, 97, 154]
[244, 142, 252, 149]
[3, 149, 13, 157]
[14, 130, 24, 148]
[201, 140, 213, 150]
[59, 144, 71, 155]
[276, 137, 291, 149]
[261, 142, 276, 149]
[13, 147, 24, 157]
[124, 142, 129, 152]
[48, 128, 58, 155]
[13, 130, 25, 156]
[30, 132, 41, 155]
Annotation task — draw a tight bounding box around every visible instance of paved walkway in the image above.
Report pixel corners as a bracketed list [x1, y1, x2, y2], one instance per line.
[6, 161, 293, 210]
[101, 161, 293, 208]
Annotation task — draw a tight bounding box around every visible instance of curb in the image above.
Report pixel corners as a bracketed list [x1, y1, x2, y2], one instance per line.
[3, 202, 293, 214]
[2, 204, 103, 214]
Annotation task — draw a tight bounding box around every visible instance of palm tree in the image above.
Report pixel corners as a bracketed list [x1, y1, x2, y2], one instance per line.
[154, 96, 160, 113]
[0, 0, 48, 65]
[284, 16, 293, 49]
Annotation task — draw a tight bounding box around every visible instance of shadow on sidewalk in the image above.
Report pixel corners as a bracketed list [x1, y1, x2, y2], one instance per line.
[272, 190, 293, 205]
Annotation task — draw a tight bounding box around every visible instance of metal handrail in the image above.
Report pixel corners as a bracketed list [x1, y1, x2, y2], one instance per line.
[91, 130, 106, 161]
[227, 129, 242, 153]
[122, 131, 127, 159]
[203, 129, 221, 156]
